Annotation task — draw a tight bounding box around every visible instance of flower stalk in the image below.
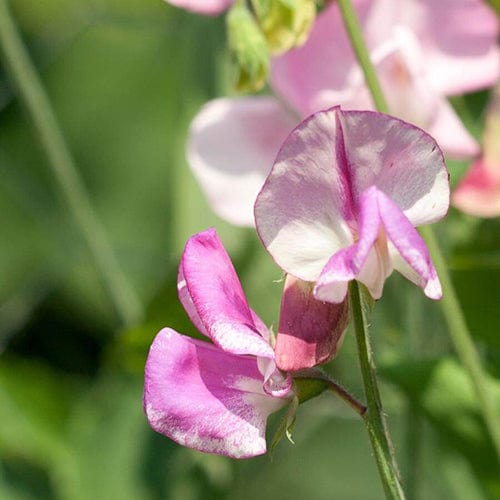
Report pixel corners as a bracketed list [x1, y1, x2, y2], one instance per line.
[0, 0, 143, 327]
[293, 368, 367, 416]
[349, 281, 406, 500]
[337, 0, 388, 114]
[338, 0, 500, 467]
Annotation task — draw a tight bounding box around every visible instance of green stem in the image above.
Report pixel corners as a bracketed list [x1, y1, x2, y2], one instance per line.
[0, 0, 143, 327]
[337, 0, 389, 114]
[338, 0, 500, 466]
[349, 282, 406, 500]
[420, 226, 500, 463]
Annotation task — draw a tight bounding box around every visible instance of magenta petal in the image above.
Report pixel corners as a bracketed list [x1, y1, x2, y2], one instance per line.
[276, 276, 349, 371]
[315, 186, 441, 301]
[181, 228, 274, 358]
[376, 188, 442, 299]
[178, 264, 208, 337]
[144, 329, 287, 458]
[314, 185, 390, 302]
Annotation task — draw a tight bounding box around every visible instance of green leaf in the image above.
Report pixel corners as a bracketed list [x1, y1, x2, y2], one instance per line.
[0, 357, 79, 498]
[381, 357, 500, 498]
[66, 374, 149, 500]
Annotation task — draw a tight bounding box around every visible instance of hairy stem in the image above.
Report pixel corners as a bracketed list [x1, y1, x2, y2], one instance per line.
[349, 282, 406, 500]
[0, 0, 143, 327]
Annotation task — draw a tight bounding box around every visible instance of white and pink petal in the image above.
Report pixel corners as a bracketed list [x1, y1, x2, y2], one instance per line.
[338, 110, 449, 226]
[255, 108, 354, 283]
[144, 329, 287, 459]
[187, 97, 297, 227]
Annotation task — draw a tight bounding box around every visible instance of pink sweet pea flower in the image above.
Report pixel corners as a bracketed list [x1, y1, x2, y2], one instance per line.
[187, 0, 498, 226]
[254, 107, 450, 303]
[163, 0, 233, 16]
[453, 84, 500, 217]
[144, 228, 344, 456]
[452, 158, 500, 217]
[144, 228, 290, 458]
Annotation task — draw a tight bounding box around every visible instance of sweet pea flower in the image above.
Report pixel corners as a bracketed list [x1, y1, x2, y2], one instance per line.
[144, 228, 346, 456]
[143, 228, 290, 458]
[254, 107, 449, 303]
[453, 84, 500, 217]
[452, 158, 500, 217]
[187, 0, 498, 226]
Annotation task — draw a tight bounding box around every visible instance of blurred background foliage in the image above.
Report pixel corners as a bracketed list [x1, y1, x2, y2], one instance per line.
[0, 0, 499, 498]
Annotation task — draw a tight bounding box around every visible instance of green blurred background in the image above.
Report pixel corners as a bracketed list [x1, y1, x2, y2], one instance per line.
[1, 0, 500, 498]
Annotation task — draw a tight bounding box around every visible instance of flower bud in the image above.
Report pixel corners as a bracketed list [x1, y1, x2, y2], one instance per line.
[227, 1, 269, 91]
[251, 0, 316, 55]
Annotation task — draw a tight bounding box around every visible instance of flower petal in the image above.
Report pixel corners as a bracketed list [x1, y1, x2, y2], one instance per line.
[144, 329, 287, 458]
[187, 97, 297, 226]
[315, 186, 441, 301]
[177, 265, 208, 337]
[376, 188, 442, 299]
[339, 109, 449, 226]
[314, 185, 392, 302]
[452, 158, 500, 218]
[181, 228, 274, 358]
[276, 276, 349, 371]
[426, 98, 480, 160]
[255, 108, 354, 283]
[164, 0, 233, 15]
[417, 0, 500, 95]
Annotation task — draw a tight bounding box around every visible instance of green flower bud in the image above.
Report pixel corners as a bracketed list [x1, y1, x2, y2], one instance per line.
[251, 0, 316, 55]
[227, 1, 269, 92]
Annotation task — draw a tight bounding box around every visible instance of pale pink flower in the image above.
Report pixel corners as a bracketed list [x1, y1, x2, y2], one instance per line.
[188, 0, 498, 226]
[163, 0, 233, 15]
[143, 228, 347, 456]
[452, 158, 500, 217]
[453, 84, 500, 217]
[254, 107, 450, 303]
